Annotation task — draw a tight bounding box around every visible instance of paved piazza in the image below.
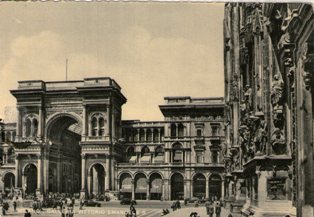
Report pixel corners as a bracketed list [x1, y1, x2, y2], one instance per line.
[0, 201, 236, 217]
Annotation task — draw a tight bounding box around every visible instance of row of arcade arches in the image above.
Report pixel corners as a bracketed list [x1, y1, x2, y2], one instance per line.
[119, 172, 222, 200]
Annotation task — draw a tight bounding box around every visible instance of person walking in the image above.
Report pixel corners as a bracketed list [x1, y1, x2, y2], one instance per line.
[13, 200, 17, 212]
[61, 206, 66, 217]
[24, 209, 32, 217]
[206, 204, 214, 217]
[215, 204, 221, 217]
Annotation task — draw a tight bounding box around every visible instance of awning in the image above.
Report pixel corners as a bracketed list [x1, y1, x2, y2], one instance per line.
[154, 155, 164, 163]
[129, 155, 137, 163]
[135, 177, 147, 193]
[140, 153, 151, 163]
[121, 176, 132, 192]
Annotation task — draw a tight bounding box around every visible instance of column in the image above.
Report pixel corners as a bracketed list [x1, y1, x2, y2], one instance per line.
[81, 154, 86, 191]
[37, 155, 42, 192]
[137, 129, 140, 142]
[146, 179, 150, 200]
[137, 153, 141, 164]
[87, 173, 91, 196]
[151, 129, 154, 143]
[206, 176, 209, 199]
[151, 153, 154, 164]
[105, 156, 110, 190]
[144, 129, 147, 141]
[37, 108, 43, 138]
[106, 105, 110, 136]
[15, 154, 19, 187]
[161, 180, 165, 201]
[131, 179, 135, 200]
[82, 105, 87, 140]
[165, 151, 169, 164]
[158, 128, 161, 142]
[221, 180, 225, 200]
[16, 108, 22, 141]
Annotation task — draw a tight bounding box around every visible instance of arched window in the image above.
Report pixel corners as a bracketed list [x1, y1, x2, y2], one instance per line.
[33, 119, 38, 137]
[25, 119, 31, 137]
[178, 124, 184, 137]
[91, 117, 98, 136]
[24, 114, 38, 138]
[140, 129, 145, 142]
[153, 129, 159, 142]
[172, 143, 183, 163]
[141, 146, 150, 157]
[99, 117, 105, 136]
[171, 124, 176, 137]
[146, 129, 152, 141]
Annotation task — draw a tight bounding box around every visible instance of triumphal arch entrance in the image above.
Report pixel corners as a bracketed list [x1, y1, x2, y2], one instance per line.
[10, 77, 126, 197]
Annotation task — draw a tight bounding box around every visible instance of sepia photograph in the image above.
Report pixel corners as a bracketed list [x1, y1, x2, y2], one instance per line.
[0, 1, 313, 217]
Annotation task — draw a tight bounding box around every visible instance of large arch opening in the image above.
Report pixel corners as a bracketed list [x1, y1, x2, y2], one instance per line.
[209, 174, 222, 200]
[89, 163, 105, 196]
[3, 172, 15, 193]
[24, 164, 37, 195]
[171, 173, 184, 200]
[193, 173, 206, 199]
[149, 173, 162, 200]
[135, 173, 147, 200]
[119, 173, 132, 199]
[47, 115, 82, 194]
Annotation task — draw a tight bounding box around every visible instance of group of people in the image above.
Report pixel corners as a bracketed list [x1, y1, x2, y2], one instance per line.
[171, 200, 181, 211]
[205, 199, 223, 217]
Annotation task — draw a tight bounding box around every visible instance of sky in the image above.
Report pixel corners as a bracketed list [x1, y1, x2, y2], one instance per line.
[0, 2, 224, 122]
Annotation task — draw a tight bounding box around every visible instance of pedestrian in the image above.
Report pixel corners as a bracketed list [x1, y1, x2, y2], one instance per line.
[13, 200, 17, 212]
[24, 209, 32, 217]
[215, 204, 221, 217]
[206, 205, 214, 217]
[32, 201, 37, 214]
[2, 206, 6, 216]
[61, 206, 66, 217]
[79, 199, 84, 210]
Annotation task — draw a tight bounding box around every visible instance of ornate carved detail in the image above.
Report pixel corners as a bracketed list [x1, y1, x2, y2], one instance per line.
[271, 128, 286, 155]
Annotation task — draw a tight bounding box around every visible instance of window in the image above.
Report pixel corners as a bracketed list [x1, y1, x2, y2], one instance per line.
[90, 113, 106, 137]
[25, 119, 31, 137]
[171, 124, 176, 137]
[153, 129, 159, 142]
[212, 151, 218, 163]
[24, 114, 38, 138]
[173, 143, 183, 163]
[196, 151, 204, 163]
[197, 129, 202, 137]
[178, 124, 184, 137]
[99, 117, 105, 136]
[211, 125, 220, 136]
[140, 129, 145, 142]
[91, 117, 97, 136]
[146, 129, 152, 141]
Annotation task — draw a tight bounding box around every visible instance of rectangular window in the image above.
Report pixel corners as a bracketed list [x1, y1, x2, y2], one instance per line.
[197, 129, 202, 137]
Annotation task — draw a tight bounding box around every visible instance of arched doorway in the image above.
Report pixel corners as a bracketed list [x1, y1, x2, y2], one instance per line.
[209, 174, 222, 200]
[24, 164, 37, 195]
[89, 164, 105, 196]
[119, 173, 132, 199]
[135, 173, 147, 200]
[193, 173, 206, 199]
[149, 173, 162, 200]
[47, 114, 82, 194]
[171, 173, 184, 200]
[3, 172, 15, 192]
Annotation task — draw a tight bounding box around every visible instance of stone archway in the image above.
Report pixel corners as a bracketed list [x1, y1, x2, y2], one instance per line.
[149, 173, 163, 200]
[89, 163, 105, 196]
[171, 173, 184, 200]
[193, 173, 206, 199]
[46, 113, 82, 194]
[24, 164, 37, 195]
[119, 173, 132, 199]
[3, 172, 15, 192]
[134, 173, 147, 200]
[209, 174, 222, 200]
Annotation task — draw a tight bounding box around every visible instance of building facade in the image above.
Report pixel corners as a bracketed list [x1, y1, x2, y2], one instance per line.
[224, 3, 313, 217]
[0, 78, 226, 201]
